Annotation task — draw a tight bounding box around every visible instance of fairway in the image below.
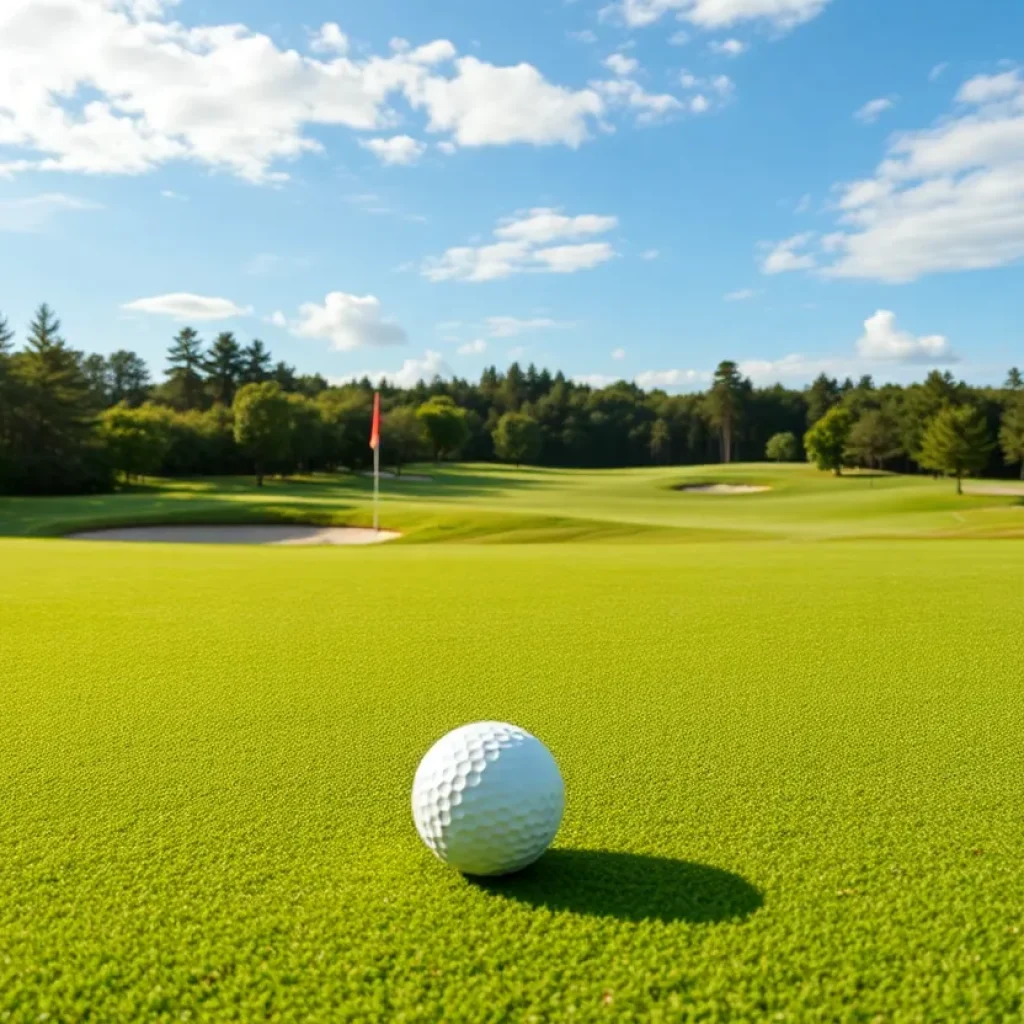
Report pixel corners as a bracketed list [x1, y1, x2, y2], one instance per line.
[2, 467, 1024, 1021]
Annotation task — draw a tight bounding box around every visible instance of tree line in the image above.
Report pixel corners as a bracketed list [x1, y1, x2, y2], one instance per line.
[1, 303, 1022, 495]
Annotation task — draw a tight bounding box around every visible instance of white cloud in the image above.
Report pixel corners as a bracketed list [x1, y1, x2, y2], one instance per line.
[345, 350, 451, 388]
[855, 97, 895, 124]
[710, 39, 747, 56]
[360, 135, 427, 165]
[956, 69, 1022, 104]
[604, 53, 640, 76]
[854, 310, 957, 363]
[437, 140, 458, 155]
[485, 316, 568, 337]
[269, 311, 287, 327]
[929, 62, 949, 83]
[0, 192, 99, 231]
[411, 56, 603, 148]
[760, 232, 817, 273]
[457, 339, 488, 355]
[737, 353, 849, 382]
[569, 29, 598, 43]
[617, 0, 832, 31]
[612, 347, 626, 360]
[635, 367, 709, 389]
[310, 23, 349, 55]
[640, 248, 660, 260]
[690, 95, 710, 114]
[423, 207, 618, 282]
[577, 373, 618, 388]
[291, 292, 407, 350]
[121, 293, 250, 321]
[724, 287, 758, 300]
[794, 193, 812, 213]
[593, 78, 684, 124]
[0, 2, 616, 184]
[818, 69, 1024, 281]
[676, 70, 732, 114]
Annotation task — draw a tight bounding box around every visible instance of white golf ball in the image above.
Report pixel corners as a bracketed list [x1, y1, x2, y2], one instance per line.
[411, 722, 565, 876]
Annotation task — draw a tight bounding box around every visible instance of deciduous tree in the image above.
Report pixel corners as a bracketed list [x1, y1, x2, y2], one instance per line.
[804, 407, 853, 476]
[766, 431, 799, 462]
[493, 411, 543, 468]
[233, 381, 292, 486]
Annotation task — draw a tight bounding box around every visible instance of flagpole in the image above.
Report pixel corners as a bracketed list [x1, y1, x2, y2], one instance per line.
[373, 441, 380, 533]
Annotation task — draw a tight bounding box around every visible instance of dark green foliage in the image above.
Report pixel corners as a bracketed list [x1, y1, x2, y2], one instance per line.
[204, 331, 244, 406]
[805, 406, 853, 476]
[98, 403, 173, 481]
[240, 339, 273, 384]
[806, 372, 841, 426]
[649, 418, 670, 463]
[0, 304, 112, 495]
[845, 411, 903, 470]
[107, 350, 152, 406]
[383, 405, 428, 474]
[765, 431, 799, 462]
[702, 361, 751, 463]
[492, 411, 543, 467]
[999, 392, 1024, 479]
[164, 327, 206, 410]
[417, 395, 469, 460]
[233, 381, 292, 486]
[918, 405, 995, 494]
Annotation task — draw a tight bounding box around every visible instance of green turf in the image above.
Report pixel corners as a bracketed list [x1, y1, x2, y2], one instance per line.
[2, 468, 1024, 1021]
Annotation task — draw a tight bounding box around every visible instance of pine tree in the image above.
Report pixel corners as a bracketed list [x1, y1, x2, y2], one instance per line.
[7, 304, 103, 492]
[703, 361, 749, 463]
[999, 393, 1024, 480]
[166, 328, 206, 410]
[918, 405, 994, 494]
[204, 332, 244, 405]
[108, 350, 152, 407]
[240, 339, 273, 384]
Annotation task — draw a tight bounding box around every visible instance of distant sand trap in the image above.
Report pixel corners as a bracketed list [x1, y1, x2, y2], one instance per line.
[67, 526, 401, 546]
[679, 484, 771, 495]
[963, 483, 1024, 497]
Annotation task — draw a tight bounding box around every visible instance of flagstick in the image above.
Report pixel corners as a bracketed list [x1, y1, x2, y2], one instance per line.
[373, 441, 380, 534]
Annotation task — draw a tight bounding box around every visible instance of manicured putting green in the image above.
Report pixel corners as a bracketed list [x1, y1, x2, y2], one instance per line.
[1, 468, 1023, 1020]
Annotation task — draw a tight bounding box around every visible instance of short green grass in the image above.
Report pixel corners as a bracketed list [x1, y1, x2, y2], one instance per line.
[1, 467, 1023, 1021]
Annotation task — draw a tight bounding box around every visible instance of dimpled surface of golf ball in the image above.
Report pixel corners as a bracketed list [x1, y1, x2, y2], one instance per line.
[412, 722, 565, 876]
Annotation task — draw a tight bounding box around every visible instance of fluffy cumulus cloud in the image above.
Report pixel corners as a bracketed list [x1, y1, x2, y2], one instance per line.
[854, 310, 957, 363]
[457, 339, 488, 355]
[290, 292, 407, 351]
[854, 97, 895, 124]
[604, 53, 640, 76]
[342, 350, 451, 388]
[0, 1, 620, 183]
[359, 134, 426, 165]
[121, 293, 250, 320]
[423, 208, 618, 282]
[614, 0, 832, 30]
[762, 70, 1024, 282]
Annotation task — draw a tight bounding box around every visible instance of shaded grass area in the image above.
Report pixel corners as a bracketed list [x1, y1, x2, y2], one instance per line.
[2, 540, 1024, 1020]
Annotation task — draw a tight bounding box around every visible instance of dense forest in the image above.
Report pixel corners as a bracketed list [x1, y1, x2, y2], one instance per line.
[1, 303, 1022, 495]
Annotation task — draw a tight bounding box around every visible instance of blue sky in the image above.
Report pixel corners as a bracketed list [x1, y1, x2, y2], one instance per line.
[0, 0, 1021, 389]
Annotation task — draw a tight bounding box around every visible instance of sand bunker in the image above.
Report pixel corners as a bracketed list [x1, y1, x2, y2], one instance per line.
[67, 526, 400, 546]
[963, 483, 1024, 497]
[679, 484, 771, 495]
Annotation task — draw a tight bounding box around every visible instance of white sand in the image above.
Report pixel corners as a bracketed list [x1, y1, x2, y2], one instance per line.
[67, 526, 401, 546]
[679, 484, 771, 495]
[963, 483, 1024, 497]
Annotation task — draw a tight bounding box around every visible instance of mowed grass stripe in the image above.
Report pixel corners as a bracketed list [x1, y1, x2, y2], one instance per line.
[2, 538, 1023, 1020]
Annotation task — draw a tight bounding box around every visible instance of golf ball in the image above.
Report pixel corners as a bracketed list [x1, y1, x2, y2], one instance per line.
[411, 721, 564, 876]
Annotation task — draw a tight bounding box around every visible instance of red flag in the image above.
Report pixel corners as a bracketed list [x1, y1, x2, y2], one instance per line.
[369, 392, 380, 450]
